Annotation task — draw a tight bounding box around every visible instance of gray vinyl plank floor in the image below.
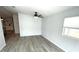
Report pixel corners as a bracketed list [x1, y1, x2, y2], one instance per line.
[1, 34, 64, 52]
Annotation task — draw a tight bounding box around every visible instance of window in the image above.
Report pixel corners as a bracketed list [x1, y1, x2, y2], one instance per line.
[62, 17, 79, 38]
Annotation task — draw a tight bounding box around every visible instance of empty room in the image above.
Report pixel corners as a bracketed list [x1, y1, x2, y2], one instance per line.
[0, 6, 79, 52]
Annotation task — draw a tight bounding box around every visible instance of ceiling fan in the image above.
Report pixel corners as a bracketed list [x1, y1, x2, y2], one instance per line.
[34, 12, 43, 18]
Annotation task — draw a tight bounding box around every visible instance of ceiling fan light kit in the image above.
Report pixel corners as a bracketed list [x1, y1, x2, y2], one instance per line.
[34, 12, 43, 18]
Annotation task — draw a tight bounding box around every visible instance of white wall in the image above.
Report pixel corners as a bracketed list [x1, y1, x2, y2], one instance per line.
[13, 14, 20, 33]
[18, 13, 42, 36]
[0, 19, 6, 51]
[42, 7, 79, 52]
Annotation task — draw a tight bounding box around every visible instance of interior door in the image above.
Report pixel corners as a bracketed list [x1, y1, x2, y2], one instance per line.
[0, 19, 6, 51]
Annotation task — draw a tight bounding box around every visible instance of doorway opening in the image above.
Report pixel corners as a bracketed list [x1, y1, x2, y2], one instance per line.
[1, 16, 15, 40]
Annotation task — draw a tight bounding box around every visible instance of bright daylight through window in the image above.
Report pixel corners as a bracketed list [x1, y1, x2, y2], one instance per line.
[62, 16, 79, 38]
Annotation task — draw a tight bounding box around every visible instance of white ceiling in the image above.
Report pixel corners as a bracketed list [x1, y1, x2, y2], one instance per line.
[0, 5, 74, 18]
[0, 7, 12, 17]
[3, 6, 73, 17]
[0, 0, 75, 17]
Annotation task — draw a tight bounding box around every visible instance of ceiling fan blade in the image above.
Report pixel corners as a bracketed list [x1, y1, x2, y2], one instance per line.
[38, 15, 43, 18]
